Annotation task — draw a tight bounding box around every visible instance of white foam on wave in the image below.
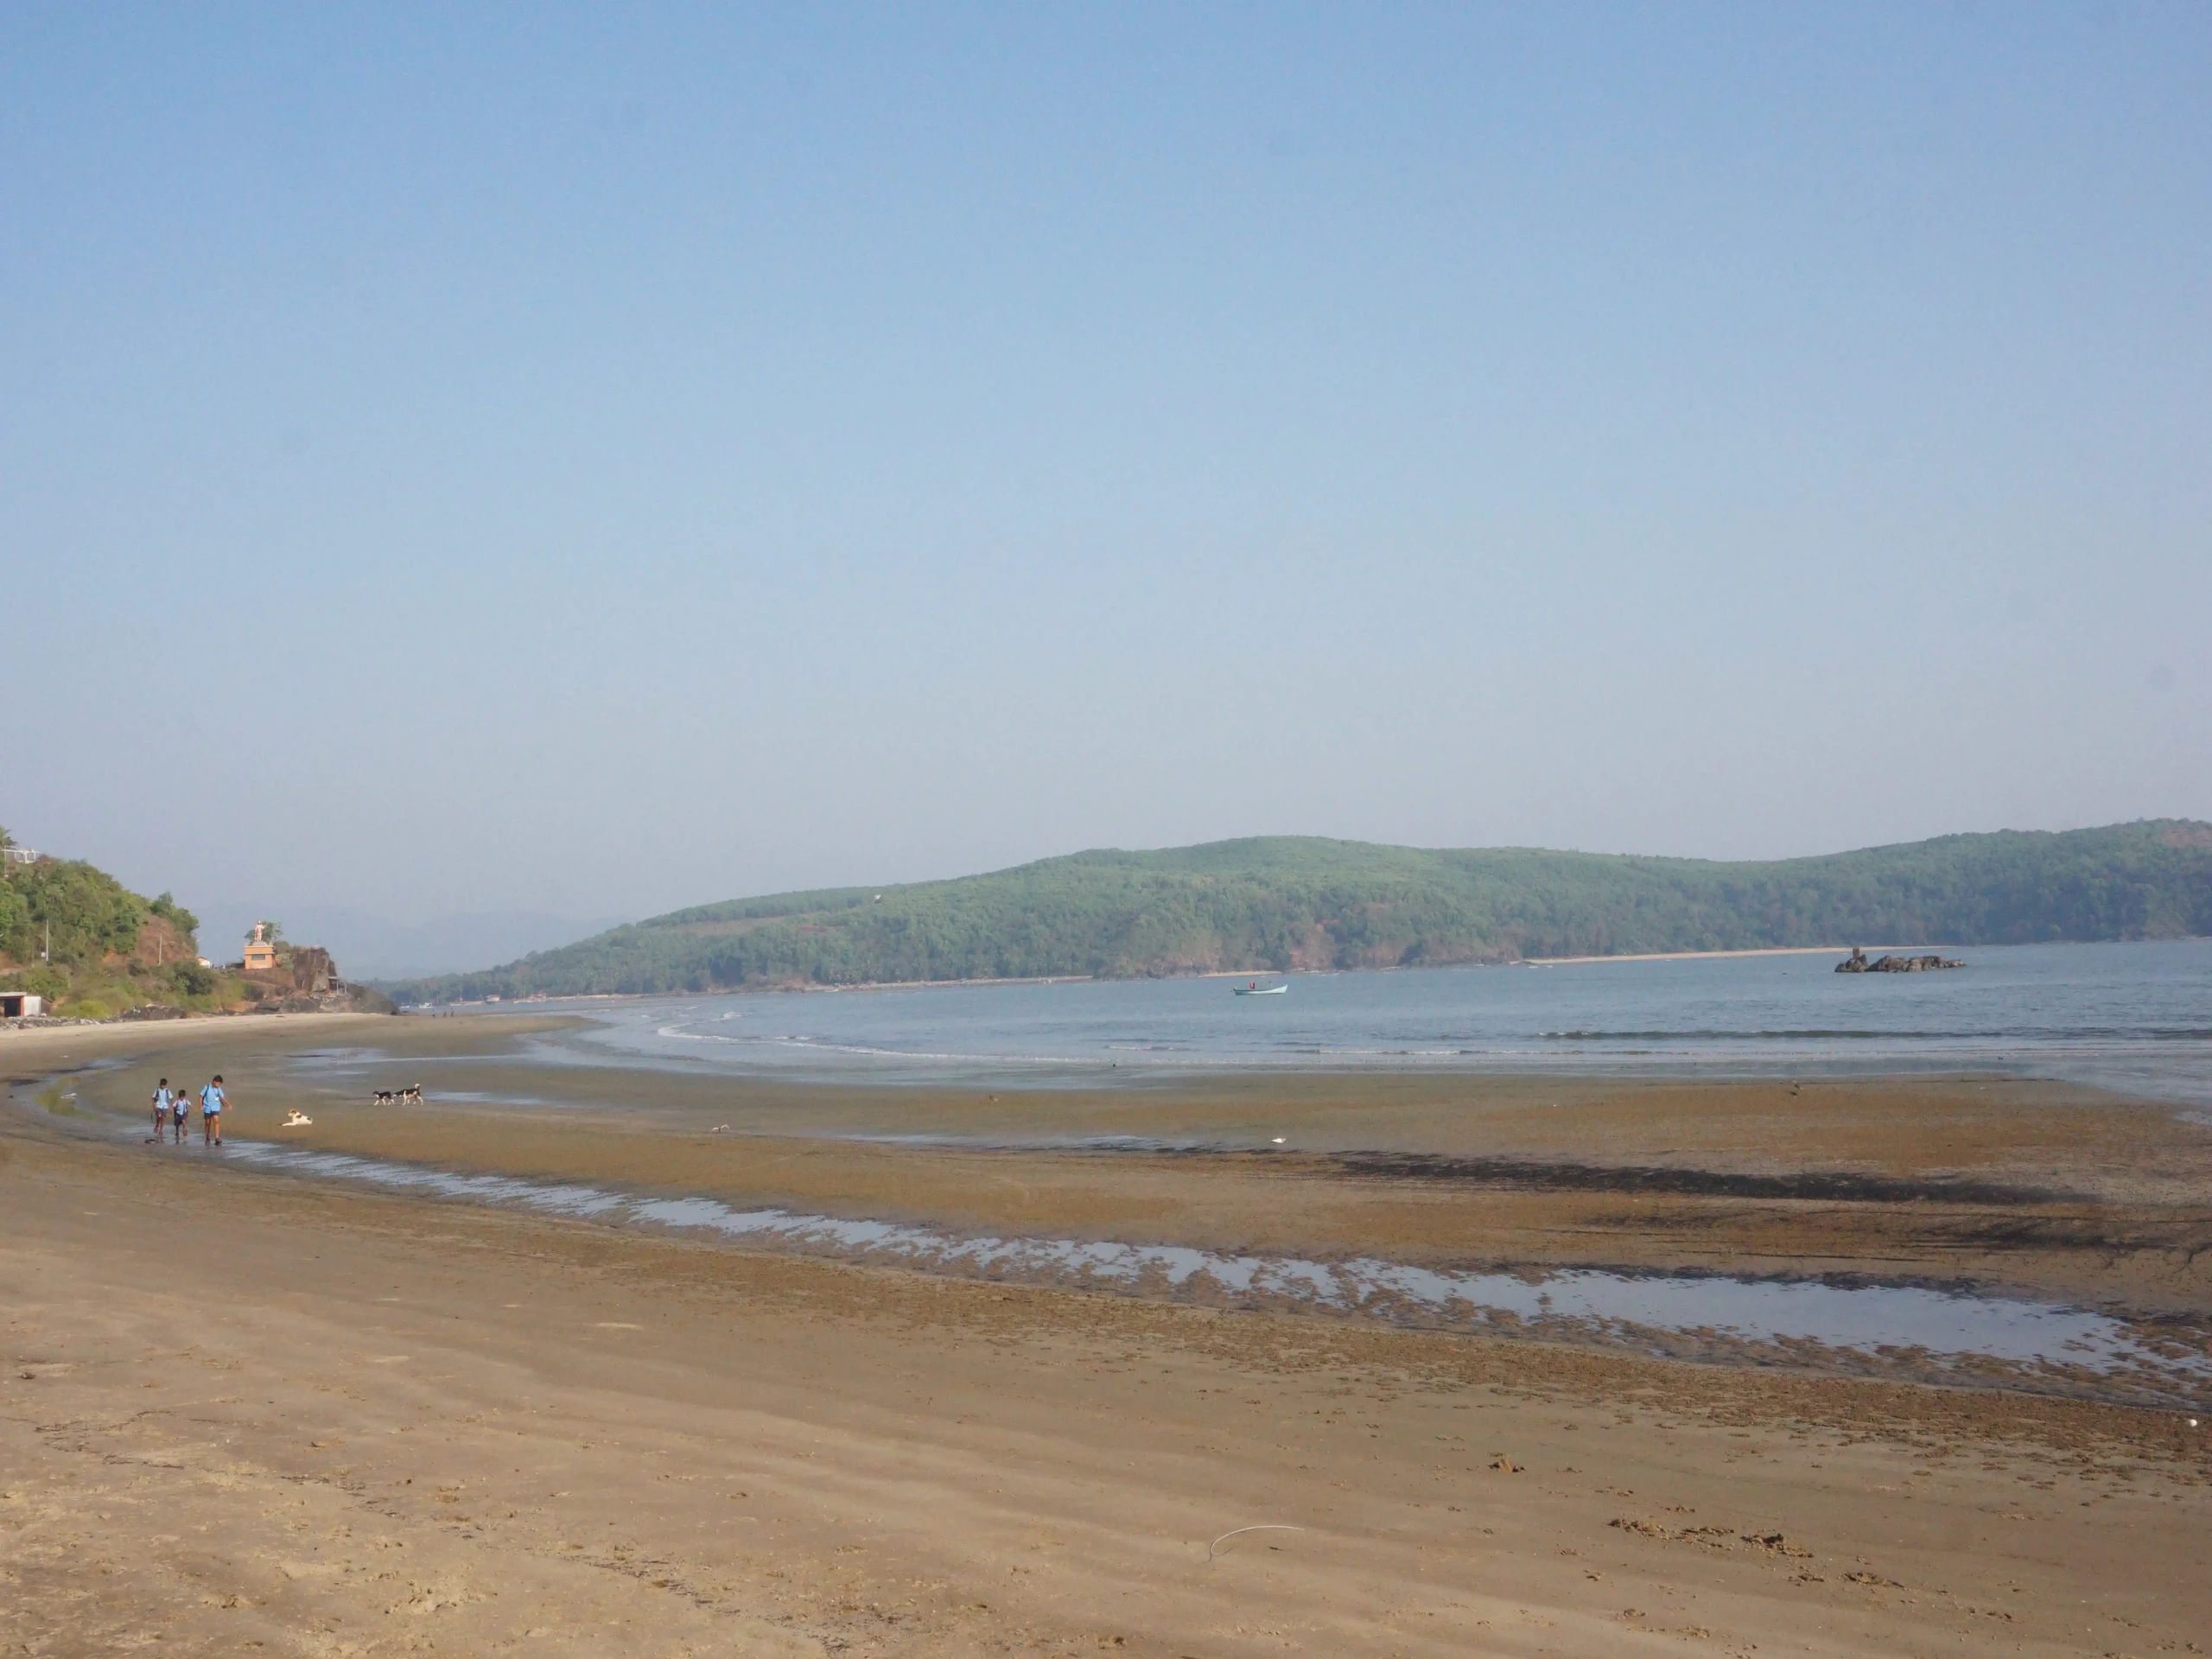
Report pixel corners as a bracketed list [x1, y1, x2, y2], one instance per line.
[632, 1024, 1105, 1067]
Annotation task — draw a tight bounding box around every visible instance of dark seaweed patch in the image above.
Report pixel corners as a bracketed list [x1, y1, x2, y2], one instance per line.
[1323, 1151, 2069, 1206]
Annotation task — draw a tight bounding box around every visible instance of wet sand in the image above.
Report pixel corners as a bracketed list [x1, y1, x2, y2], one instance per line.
[29, 1012, 2212, 1317]
[6, 1013, 2211, 1654]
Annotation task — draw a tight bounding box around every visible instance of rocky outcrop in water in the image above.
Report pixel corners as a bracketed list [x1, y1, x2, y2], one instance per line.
[1835, 947, 1964, 974]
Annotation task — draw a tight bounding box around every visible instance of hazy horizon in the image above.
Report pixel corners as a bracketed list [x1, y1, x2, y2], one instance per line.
[186, 902, 628, 982]
[7, 5, 2208, 929]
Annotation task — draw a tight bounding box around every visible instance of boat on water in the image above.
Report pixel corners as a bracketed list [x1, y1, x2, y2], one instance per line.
[1233, 980, 1289, 996]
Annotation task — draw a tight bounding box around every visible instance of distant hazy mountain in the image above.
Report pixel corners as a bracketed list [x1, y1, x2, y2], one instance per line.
[194, 905, 626, 982]
[385, 820, 2212, 1005]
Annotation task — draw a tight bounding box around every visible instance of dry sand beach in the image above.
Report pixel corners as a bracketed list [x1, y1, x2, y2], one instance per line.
[6, 1012, 2210, 1656]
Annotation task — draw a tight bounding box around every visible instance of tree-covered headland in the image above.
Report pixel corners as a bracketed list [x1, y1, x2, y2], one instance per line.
[0, 827, 238, 1017]
[391, 819, 2212, 1005]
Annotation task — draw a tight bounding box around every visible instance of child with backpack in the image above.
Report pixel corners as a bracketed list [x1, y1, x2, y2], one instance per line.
[200, 1075, 226, 1147]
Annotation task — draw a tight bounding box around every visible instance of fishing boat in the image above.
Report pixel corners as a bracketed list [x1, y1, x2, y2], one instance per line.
[1232, 980, 1288, 996]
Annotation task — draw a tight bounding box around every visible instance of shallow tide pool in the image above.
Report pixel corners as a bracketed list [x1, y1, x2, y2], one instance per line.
[218, 1136, 2212, 1412]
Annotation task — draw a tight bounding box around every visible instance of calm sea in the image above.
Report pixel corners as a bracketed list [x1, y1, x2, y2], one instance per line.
[507, 939, 2212, 1106]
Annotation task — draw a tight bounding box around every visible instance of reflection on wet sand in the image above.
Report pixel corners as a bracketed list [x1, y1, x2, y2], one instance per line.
[213, 1135, 2212, 1409]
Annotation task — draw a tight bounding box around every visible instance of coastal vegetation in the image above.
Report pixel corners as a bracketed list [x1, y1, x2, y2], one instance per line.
[388, 819, 2212, 1004]
[0, 835, 242, 1017]
[0, 830, 394, 1021]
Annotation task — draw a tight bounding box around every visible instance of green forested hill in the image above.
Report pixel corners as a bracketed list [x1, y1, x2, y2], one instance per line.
[0, 832, 397, 1019]
[0, 828, 232, 1017]
[389, 820, 2212, 1004]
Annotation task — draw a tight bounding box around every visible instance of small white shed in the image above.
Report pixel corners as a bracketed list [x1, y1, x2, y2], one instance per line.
[0, 992, 45, 1018]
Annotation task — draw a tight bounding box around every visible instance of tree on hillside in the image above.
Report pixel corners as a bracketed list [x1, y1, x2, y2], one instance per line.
[146, 893, 200, 952]
[0, 859, 143, 966]
[0, 830, 24, 946]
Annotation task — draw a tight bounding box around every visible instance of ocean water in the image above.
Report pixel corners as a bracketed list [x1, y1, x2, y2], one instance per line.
[512, 939, 2212, 1104]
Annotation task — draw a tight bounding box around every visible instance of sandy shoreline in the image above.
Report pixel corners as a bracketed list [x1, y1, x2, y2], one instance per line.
[8, 1112, 2209, 1656]
[8, 1014, 2210, 1653]
[0, 1007, 394, 1061]
[19, 1012, 2212, 1330]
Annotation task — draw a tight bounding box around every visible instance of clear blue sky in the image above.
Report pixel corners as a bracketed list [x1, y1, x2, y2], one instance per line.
[4, 3, 2208, 927]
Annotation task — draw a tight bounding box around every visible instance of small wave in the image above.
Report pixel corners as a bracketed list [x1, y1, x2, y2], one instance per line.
[694, 1032, 1116, 1068]
[1534, 1026, 2212, 1043]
